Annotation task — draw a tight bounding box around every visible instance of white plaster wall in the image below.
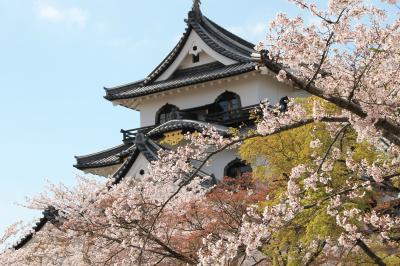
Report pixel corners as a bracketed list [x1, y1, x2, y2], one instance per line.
[200, 149, 240, 180]
[179, 51, 216, 69]
[125, 153, 150, 180]
[124, 148, 238, 182]
[257, 75, 309, 103]
[156, 30, 237, 81]
[138, 73, 301, 127]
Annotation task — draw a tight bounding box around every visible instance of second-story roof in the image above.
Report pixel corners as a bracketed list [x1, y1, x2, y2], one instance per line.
[104, 5, 258, 102]
[105, 61, 256, 101]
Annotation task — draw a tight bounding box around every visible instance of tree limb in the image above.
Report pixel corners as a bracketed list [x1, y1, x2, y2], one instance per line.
[356, 239, 386, 266]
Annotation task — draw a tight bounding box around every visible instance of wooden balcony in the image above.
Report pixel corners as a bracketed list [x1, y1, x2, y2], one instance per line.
[121, 104, 260, 143]
[204, 104, 259, 126]
[121, 125, 155, 143]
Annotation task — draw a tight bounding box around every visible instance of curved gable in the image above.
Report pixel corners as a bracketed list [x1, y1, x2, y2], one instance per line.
[156, 29, 237, 82]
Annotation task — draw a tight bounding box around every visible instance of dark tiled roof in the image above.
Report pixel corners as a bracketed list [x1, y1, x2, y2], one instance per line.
[75, 120, 229, 176]
[14, 216, 48, 250]
[147, 119, 229, 139]
[191, 15, 254, 62]
[111, 135, 162, 184]
[104, 9, 257, 101]
[105, 62, 256, 100]
[14, 207, 59, 250]
[141, 10, 256, 85]
[204, 16, 255, 50]
[110, 149, 138, 185]
[74, 143, 135, 170]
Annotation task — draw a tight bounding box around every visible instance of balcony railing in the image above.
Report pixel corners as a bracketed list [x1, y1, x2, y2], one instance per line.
[121, 125, 155, 143]
[176, 111, 198, 120]
[121, 104, 261, 143]
[204, 104, 260, 125]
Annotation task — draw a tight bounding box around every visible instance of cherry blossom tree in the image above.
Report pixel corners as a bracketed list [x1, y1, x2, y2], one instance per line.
[1, 0, 400, 265]
[260, 0, 400, 148]
[239, 97, 400, 264]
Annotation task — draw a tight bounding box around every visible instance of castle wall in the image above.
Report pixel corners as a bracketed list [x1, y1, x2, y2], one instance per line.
[137, 73, 301, 127]
[120, 148, 237, 181]
[200, 148, 239, 180]
[125, 153, 150, 180]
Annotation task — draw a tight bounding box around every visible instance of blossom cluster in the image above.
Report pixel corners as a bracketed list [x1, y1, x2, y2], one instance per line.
[1, 0, 400, 265]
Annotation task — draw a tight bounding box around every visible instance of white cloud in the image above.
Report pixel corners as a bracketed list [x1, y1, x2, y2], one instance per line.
[38, 5, 63, 21]
[37, 4, 88, 28]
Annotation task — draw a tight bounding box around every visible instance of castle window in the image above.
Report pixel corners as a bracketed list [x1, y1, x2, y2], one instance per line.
[208, 91, 242, 122]
[215, 91, 241, 113]
[192, 46, 200, 63]
[192, 54, 200, 63]
[224, 159, 252, 178]
[156, 104, 179, 125]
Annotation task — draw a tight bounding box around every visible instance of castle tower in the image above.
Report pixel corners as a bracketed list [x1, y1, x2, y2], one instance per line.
[74, 3, 303, 181]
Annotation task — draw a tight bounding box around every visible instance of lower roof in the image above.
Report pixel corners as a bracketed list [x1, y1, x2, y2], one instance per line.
[74, 143, 135, 170]
[74, 120, 231, 171]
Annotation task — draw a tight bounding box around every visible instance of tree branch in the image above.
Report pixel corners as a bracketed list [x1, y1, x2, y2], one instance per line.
[138, 116, 348, 264]
[263, 59, 400, 146]
[356, 239, 386, 266]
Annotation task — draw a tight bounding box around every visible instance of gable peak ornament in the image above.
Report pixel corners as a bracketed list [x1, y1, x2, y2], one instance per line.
[192, 0, 201, 14]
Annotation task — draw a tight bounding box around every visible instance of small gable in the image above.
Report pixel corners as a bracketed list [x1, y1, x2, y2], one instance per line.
[178, 47, 216, 69]
[125, 153, 150, 180]
[155, 30, 237, 82]
[104, 7, 257, 102]
[152, 9, 256, 83]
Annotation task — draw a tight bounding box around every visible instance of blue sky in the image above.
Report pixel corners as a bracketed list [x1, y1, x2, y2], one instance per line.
[0, 0, 317, 234]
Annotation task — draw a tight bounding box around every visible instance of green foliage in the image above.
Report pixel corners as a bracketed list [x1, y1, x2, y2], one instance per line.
[239, 97, 397, 264]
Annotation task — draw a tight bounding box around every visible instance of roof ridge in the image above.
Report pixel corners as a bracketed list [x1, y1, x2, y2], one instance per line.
[143, 24, 193, 85]
[75, 143, 132, 161]
[202, 16, 255, 52]
[190, 21, 251, 62]
[105, 62, 256, 101]
[104, 79, 144, 92]
[203, 16, 255, 50]
[14, 215, 49, 250]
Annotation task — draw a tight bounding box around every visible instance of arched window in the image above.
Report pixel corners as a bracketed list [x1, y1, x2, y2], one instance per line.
[215, 91, 241, 113]
[224, 159, 252, 178]
[156, 104, 179, 125]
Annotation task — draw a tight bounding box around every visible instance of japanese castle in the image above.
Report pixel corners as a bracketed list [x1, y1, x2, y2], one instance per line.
[15, 1, 303, 249]
[74, 2, 303, 182]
